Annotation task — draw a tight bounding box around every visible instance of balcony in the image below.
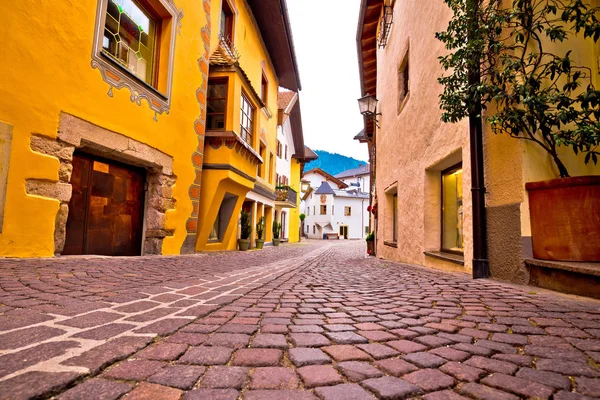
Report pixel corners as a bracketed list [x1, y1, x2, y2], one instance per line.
[275, 186, 297, 208]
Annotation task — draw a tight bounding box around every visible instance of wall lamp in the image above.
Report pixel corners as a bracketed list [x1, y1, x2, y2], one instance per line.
[358, 93, 381, 127]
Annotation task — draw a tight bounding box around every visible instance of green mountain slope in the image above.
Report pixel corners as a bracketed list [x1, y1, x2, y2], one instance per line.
[304, 150, 367, 176]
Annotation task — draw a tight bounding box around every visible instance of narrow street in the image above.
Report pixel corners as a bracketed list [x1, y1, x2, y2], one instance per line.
[0, 241, 599, 399]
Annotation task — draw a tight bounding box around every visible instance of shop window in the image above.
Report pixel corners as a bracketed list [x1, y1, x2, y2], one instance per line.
[207, 80, 227, 130]
[344, 206, 352, 216]
[93, 0, 180, 115]
[441, 164, 464, 253]
[398, 50, 410, 113]
[240, 92, 254, 146]
[320, 205, 327, 215]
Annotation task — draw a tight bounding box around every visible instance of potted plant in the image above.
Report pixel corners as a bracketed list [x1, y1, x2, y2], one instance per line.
[238, 209, 252, 251]
[438, 0, 600, 261]
[366, 231, 375, 256]
[255, 217, 265, 249]
[272, 220, 281, 246]
[299, 213, 306, 241]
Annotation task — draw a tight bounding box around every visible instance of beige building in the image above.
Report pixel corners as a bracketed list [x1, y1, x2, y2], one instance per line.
[357, 0, 600, 297]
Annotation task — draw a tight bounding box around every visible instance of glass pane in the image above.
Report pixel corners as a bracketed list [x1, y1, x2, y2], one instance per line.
[209, 209, 220, 240]
[208, 99, 226, 113]
[209, 83, 227, 98]
[442, 168, 464, 251]
[207, 114, 225, 130]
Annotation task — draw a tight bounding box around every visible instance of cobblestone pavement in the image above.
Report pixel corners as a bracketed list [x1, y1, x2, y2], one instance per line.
[1, 241, 600, 399]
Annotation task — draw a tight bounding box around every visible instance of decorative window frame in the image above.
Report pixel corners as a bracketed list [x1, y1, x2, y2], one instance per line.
[91, 0, 183, 118]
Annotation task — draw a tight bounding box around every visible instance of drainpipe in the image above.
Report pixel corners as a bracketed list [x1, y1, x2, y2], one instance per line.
[467, 0, 489, 278]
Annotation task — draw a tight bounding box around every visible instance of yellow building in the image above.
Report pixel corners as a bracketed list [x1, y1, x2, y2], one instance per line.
[0, 0, 304, 257]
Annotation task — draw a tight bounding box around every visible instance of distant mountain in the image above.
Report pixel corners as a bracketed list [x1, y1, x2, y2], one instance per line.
[304, 150, 367, 176]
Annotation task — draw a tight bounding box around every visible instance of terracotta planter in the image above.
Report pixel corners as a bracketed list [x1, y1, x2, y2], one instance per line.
[526, 175, 600, 261]
[273, 238, 280, 247]
[366, 240, 375, 256]
[238, 239, 250, 251]
[255, 239, 264, 249]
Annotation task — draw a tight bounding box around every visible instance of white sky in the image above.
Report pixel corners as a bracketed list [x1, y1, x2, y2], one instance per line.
[286, 0, 369, 162]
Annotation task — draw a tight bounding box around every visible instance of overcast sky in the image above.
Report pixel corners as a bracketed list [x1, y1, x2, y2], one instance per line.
[287, 0, 368, 162]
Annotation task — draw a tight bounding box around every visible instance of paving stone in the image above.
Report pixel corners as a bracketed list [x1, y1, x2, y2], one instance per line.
[536, 359, 600, 377]
[439, 361, 487, 382]
[251, 333, 288, 348]
[135, 342, 188, 361]
[62, 336, 153, 373]
[324, 324, 357, 332]
[524, 344, 587, 361]
[0, 326, 67, 350]
[515, 367, 571, 390]
[57, 311, 123, 329]
[322, 345, 371, 361]
[325, 331, 369, 344]
[200, 366, 249, 389]
[464, 356, 518, 374]
[356, 343, 400, 359]
[429, 346, 470, 361]
[203, 333, 251, 348]
[122, 382, 181, 400]
[554, 391, 598, 400]
[166, 332, 209, 345]
[314, 383, 376, 400]
[355, 322, 385, 330]
[231, 348, 283, 366]
[415, 335, 455, 347]
[103, 359, 166, 381]
[297, 365, 343, 387]
[403, 368, 456, 391]
[403, 351, 447, 368]
[386, 339, 428, 353]
[134, 318, 191, 335]
[362, 376, 422, 399]
[290, 325, 325, 333]
[0, 341, 80, 378]
[491, 353, 533, 366]
[114, 301, 159, 313]
[290, 333, 331, 347]
[374, 358, 419, 376]
[289, 347, 332, 366]
[147, 365, 206, 390]
[481, 373, 555, 399]
[0, 371, 81, 400]
[261, 324, 289, 333]
[575, 377, 600, 397]
[72, 323, 137, 340]
[250, 367, 299, 389]
[358, 330, 398, 342]
[182, 389, 239, 400]
[58, 379, 133, 400]
[451, 343, 495, 356]
[458, 383, 519, 400]
[335, 361, 383, 382]
[244, 390, 317, 399]
[423, 390, 471, 400]
[474, 339, 518, 354]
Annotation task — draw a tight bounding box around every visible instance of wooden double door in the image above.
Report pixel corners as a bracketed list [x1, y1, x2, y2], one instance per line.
[63, 153, 145, 256]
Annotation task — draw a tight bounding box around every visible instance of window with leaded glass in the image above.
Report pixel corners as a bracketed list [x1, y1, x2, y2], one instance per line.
[103, 0, 158, 86]
[240, 93, 254, 146]
[207, 80, 227, 130]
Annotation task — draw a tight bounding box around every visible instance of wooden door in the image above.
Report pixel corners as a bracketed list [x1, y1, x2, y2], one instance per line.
[63, 154, 145, 256]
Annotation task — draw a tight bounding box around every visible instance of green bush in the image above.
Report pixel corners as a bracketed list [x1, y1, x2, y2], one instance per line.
[240, 209, 252, 240]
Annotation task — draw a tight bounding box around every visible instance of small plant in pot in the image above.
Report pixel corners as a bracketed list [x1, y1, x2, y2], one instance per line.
[438, 0, 600, 261]
[255, 217, 265, 249]
[272, 221, 281, 246]
[366, 231, 375, 256]
[238, 209, 252, 251]
[299, 213, 306, 241]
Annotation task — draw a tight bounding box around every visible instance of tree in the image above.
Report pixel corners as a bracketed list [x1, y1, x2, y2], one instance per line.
[437, 0, 600, 178]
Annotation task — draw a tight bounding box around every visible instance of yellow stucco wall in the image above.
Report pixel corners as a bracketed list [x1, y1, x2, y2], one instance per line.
[287, 159, 301, 243]
[0, 0, 209, 257]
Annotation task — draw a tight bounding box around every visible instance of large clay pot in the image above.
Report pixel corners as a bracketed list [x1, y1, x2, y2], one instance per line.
[255, 239, 264, 249]
[238, 239, 250, 251]
[366, 240, 375, 256]
[526, 175, 600, 261]
[273, 238, 281, 247]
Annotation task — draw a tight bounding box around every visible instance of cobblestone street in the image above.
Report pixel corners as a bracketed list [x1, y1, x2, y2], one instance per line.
[0, 241, 599, 399]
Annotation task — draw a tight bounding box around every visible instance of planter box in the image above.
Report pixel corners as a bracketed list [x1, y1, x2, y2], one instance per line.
[526, 175, 600, 262]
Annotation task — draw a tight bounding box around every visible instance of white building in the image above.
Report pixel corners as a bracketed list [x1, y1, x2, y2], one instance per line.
[301, 168, 369, 240]
[335, 164, 370, 193]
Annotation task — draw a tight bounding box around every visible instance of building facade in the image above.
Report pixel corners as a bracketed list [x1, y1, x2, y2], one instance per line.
[357, 0, 600, 295]
[301, 168, 369, 240]
[0, 0, 305, 257]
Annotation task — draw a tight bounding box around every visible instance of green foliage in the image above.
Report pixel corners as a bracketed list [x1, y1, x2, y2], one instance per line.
[366, 231, 375, 241]
[240, 209, 252, 240]
[272, 220, 281, 239]
[437, 0, 600, 178]
[299, 213, 306, 221]
[256, 216, 265, 240]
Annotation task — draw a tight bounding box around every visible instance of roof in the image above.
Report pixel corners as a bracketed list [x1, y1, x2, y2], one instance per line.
[247, 0, 301, 91]
[353, 129, 368, 143]
[302, 146, 318, 161]
[278, 90, 297, 111]
[302, 168, 348, 189]
[335, 164, 370, 179]
[333, 189, 369, 199]
[315, 181, 336, 195]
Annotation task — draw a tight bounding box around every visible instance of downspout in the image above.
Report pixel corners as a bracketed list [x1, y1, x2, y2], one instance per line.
[467, 0, 489, 278]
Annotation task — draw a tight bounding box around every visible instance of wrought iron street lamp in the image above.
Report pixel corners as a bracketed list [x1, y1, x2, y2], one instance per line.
[358, 93, 380, 127]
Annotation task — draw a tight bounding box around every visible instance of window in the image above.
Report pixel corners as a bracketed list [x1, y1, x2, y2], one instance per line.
[307, 208, 309, 216]
[269, 153, 274, 184]
[313, 225, 315, 234]
[102, 0, 158, 86]
[276, 140, 282, 158]
[284, 145, 288, 160]
[344, 206, 352, 216]
[398, 51, 410, 113]
[332, 205, 335, 215]
[240, 93, 254, 146]
[261, 73, 268, 103]
[207, 80, 227, 130]
[313, 206, 315, 215]
[275, 173, 280, 186]
[365, 226, 369, 234]
[258, 143, 266, 178]
[442, 164, 464, 253]
[93, 0, 180, 115]
[392, 193, 398, 242]
[320, 205, 327, 215]
[220, 0, 234, 41]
